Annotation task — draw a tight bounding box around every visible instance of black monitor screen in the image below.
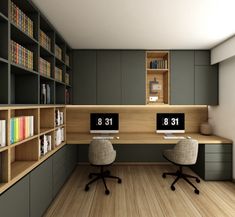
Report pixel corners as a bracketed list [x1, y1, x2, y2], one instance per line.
[157, 113, 185, 132]
[90, 113, 119, 132]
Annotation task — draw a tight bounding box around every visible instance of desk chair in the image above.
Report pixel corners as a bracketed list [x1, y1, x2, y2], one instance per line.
[162, 138, 200, 194]
[85, 139, 122, 195]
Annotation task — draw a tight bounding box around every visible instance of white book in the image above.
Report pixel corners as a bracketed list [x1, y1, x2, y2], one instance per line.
[61, 128, 64, 142]
[0, 120, 6, 147]
[46, 135, 52, 151]
[29, 116, 34, 136]
[60, 112, 64, 125]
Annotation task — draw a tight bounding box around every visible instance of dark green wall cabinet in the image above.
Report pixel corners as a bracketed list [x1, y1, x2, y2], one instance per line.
[72, 50, 146, 105]
[0, 175, 30, 217]
[170, 50, 218, 105]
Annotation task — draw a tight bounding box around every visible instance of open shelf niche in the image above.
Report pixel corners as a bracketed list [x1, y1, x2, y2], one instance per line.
[146, 51, 170, 105]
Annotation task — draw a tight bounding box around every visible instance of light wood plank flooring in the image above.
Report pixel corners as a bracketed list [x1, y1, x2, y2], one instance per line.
[44, 165, 235, 217]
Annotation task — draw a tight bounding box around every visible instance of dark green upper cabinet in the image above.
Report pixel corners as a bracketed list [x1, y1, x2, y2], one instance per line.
[72, 51, 97, 104]
[121, 51, 146, 105]
[170, 51, 195, 105]
[170, 50, 218, 105]
[195, 65, 218, 105]
[97, 51, 122, 105]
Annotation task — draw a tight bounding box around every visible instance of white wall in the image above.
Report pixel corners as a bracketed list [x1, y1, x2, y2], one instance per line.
[209, 56, 235, 179]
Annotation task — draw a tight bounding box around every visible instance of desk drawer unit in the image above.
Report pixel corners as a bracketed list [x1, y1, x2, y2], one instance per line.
[191, 144, 232, 180]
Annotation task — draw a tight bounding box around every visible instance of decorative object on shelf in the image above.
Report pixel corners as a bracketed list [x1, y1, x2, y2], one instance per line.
[149, 96, 158, 102]
[149, 77, 161, 94]
[200, 122, 213, 135]
[41, 84, 51, 104]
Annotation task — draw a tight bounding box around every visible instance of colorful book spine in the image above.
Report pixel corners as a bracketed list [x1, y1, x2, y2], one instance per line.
[39, 30, 51, 51]
[55, 67, 63, 82]
[39, 57, 51, 77]
[11, 40, 33, 70]
[55, 44, 62, 60]
[10, 116, 34, 144]
[10, 1, 34, 38]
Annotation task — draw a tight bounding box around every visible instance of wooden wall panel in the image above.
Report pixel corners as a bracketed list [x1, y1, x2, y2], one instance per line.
[66, 106, 208, 134]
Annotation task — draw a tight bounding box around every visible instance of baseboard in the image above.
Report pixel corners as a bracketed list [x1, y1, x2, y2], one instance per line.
[77, 162, 171, 166]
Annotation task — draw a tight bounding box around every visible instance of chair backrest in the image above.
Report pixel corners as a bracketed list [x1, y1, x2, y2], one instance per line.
[88, 139, 116, 165]
[173, 139, 199, 165]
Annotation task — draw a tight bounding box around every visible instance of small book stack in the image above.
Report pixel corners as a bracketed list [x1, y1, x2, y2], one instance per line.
[41, 84, 51, 104]
[39, 57, 51, 77]
[65, 54, 70, 66]
[11, 40, 34, 70]
[55, 110, 64, 126]
[150, 59, 168, 69]
[10, 1, 33, 38]
[55, 67, 63, 82]
[55, 44, 62, 60]
[55, 128, 64, 147]
[65, 73, 70, 85]
[39, 134, 52, 157]
[40, 30, 51, 51]
[0, 120, 6, 148]
[10, 116, 34, 144]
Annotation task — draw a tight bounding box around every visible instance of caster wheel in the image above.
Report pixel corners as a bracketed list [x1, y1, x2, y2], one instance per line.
[162, 173, 166, 178]
[105, 190, 110, 195]
[85, 185, 89, 191]
[171, 185, 175, 191]
[118, 178, 122, 184]
[194, 189, 200, 194]
[196, 178, 200, 183]
[88, 174, 93, 179]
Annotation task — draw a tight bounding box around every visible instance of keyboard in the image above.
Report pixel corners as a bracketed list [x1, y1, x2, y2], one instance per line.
[92, 136, 114, 140]
[164, 136, 185, 140]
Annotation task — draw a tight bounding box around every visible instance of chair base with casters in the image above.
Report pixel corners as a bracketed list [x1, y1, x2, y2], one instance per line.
[162, 164, 200, 194]
[85, 165, 122, 195]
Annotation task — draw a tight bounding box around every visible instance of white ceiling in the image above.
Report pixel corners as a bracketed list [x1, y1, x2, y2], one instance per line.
[32, 0, 235, 49]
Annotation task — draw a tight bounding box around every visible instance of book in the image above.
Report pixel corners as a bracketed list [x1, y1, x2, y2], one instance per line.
[46, 84, 50, 104]
[0, 120, 6, 147]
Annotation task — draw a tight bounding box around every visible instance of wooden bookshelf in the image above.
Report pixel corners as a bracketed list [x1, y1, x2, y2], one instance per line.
[0, 0, 72, 105]
[0, 105, 66, 194]
[146, 51, 170, 105]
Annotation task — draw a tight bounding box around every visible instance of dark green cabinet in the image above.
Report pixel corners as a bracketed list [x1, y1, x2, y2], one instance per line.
[170, 51, 195, 104]
[0, 175, 30, 217]
[170, 50, 218, 105]
[72, 51, 97, 104]
[97, 51, 122, 104]
[121, 51, 145, 104]
[30, 158, 53, 217]
[195, 65, 218, 105]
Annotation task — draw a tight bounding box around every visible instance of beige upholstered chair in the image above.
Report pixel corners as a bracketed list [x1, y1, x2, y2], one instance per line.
[162, 138, 200, 194]
[85, 139, 122, 195]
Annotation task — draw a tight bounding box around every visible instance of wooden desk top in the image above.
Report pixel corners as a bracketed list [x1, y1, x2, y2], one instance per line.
[67, 133, 232, 145]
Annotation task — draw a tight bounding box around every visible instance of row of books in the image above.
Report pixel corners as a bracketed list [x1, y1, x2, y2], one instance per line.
[55, 110, 64, 126]
[11, 40, 34, 70]
[10, 1, 33, 38]
[65, 73, 70, 85]
[40, 134, 52, 157]
[55, 128, 64, 146]
[40, 30, 51, 52]
[65, 54, 70, 66]
[150, 59, 168, 69]
[0, 120, 6, 147]
[55, 44, 62, 60]
[41, 84, 51, 104]
[55, 67, 63, 82]
[10, 116, 34, 144]
[39, 57, 51, 77]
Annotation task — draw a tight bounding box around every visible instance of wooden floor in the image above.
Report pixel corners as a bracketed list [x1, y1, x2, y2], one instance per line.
[44, 165, 235, 217]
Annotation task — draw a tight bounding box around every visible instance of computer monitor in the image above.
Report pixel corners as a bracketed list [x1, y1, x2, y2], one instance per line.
[90, 113, 119, 134]
[156, 113, 185, 133]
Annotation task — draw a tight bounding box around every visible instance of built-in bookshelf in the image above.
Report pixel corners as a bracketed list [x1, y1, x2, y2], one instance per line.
[146, 51, 170, 104]
[0, 105, 66, 193]
[0, 0, 72, 105]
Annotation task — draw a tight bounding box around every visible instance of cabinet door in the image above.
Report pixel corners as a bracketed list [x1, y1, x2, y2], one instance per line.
[170, 51, 195, 104]
[0, 175, 30, 217]
[72, 50, 97, 104]
[195, 65, 218, 105]
[30, 158, 53, 217]
[195, 50, 210, 66]
[121, 51, 146, 104]
[97, 51, 121, 104]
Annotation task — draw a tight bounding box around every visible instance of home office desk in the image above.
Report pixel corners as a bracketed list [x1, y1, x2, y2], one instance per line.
[67, 132, 232, 181]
